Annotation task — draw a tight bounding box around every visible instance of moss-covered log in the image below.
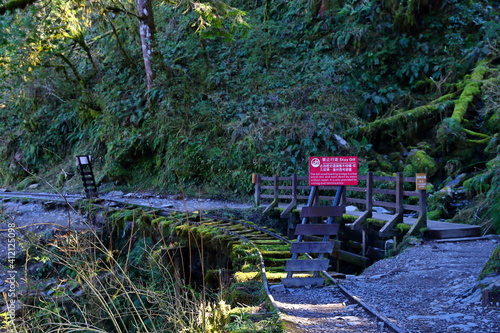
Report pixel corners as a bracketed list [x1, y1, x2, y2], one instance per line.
[451, 61, 489, 123]
[353, 93, 456, 143]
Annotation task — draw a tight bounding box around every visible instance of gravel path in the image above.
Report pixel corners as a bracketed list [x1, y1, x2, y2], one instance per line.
[341, 239, 500, 332]
[269, 238, 499, 333]
[1, 194, 499, 333]
[272, 285, 392, 332]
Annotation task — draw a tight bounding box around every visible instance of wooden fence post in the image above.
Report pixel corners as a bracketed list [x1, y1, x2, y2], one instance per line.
[366, 171, 373, 212]
[292, 173, 298, 203]
[418, 189, 427, 228]
[395, 172, 403, 215]
[273, 174, 279, 202]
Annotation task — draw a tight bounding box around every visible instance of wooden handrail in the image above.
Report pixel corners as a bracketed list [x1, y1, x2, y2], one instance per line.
[252, 172, 427, 229]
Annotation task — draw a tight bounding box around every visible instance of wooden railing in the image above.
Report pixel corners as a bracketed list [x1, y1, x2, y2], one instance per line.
[252, 172, 427, 236]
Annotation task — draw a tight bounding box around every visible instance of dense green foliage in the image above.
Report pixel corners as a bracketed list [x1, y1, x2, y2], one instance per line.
[0, 0, 499, 229]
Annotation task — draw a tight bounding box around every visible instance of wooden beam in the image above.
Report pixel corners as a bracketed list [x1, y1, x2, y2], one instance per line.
[300, 206, 344, 218]
[281, 277, 325, 287]
[379, 213, 403, 237]
[290, 241, 334, 254]
[350, 210, 372, 230]
[284, 259, 330, 272]
[295, 223, 339, 236]
[281, 174, 298, 217]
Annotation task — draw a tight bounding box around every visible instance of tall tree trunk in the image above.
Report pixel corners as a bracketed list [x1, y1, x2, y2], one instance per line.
[136, 0, 156, 91]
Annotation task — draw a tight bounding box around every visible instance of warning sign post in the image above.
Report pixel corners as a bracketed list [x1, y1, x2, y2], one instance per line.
[309, 156, 359, 186]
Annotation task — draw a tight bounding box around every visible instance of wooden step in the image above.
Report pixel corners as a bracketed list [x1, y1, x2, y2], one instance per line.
[295, 223, 339, 236]
[301, 206, 344, 218]
[290, 241, 334, 254]
[284, 259, 329, 272]
[281, 277, 325, 288]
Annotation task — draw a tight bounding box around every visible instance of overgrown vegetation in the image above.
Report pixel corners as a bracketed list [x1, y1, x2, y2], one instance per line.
[0, 1, 498, 228]
[1, 203, 283, 332]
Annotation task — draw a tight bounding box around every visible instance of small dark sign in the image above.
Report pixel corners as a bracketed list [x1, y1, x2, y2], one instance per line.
[416, 173, 427, 190]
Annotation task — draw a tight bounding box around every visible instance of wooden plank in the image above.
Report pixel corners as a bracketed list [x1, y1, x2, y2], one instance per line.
[402, 204, 419, 211]
[379, 213, 403, 237]
[347, 198, 366, 204]
[316, 195, 336, 201]
[290, 241, 334, 254]
[295, 224, 339, 236]
[300, 206, 344, 218]
[345, 187, 366, 192]
[373, 176, 394, 181]
[350, 210, 372, 230]
[373, 188, 396, 195]
[281, 277, 325, 287]
[285, 259, 330, 272]
[425, 227, 481, 239]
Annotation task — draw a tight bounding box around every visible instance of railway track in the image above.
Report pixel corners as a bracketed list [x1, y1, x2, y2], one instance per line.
[0, 191, 404, 332]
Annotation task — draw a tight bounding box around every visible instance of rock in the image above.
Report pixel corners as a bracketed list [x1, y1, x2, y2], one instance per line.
[445, 173, 467, 188]
[404, 149, 438, 177]
[42, 201, 56, 210]
[345, 205, 359, 212]
[93, 213, 106, 225]
[447, 323, 478, 331]
[161, 204, 175, 208]
[28, 183, 39, 189]
[107, 191, 124, 197]
[372, 206, 391, 214]
[270, 284, 286, 293]
[0, 189, 10, 192]
[334, 134, 348, 146]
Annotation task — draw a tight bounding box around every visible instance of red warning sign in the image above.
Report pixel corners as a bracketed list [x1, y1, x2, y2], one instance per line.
[309, 156, 359, 186]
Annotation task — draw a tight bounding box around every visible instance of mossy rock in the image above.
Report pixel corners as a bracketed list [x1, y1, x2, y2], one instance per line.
[485, 109, 500, 133]
[480, 244, 500, 279]
[16, 176, 37, 190]
[404, 150, 438, 177]
[228, 281, 265, 307]
[427, 209, 443, 220]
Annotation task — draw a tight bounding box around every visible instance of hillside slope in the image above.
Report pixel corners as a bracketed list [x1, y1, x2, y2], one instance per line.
[0, 0, 498, 231]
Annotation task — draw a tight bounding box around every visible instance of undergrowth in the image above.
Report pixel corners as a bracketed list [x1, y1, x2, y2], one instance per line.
[1, 202, 283, 332]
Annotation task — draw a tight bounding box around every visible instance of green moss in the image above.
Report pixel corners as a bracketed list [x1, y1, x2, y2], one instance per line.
[234, 271, 260, 283]
[405, 150, 438, 177]
[451, 61, 489, 123]
[486, 110, 500, 133]
[427, 209, 442, 220]
[479, 244, 500, 279]
[227, 281, 266, 307]
[15, 176, 37, 190]
[396, 223, 411, 233]
[365, 218, 387, 228]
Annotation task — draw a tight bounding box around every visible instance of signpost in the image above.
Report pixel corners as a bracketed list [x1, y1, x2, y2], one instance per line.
[309, 156, 359, 186]
[416, 173, 427, 191]
[76, 155, 99, 198]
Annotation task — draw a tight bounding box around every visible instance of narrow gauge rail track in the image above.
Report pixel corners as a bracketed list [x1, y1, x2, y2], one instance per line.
[0, 191, 404, 332]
